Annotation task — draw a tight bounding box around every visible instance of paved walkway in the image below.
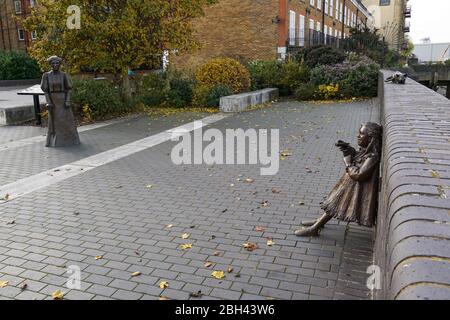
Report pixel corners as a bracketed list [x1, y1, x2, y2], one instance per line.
[0, 100, 378, 300]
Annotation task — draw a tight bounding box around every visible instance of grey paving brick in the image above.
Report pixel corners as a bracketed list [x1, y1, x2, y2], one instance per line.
[111, 289, 143, 300]
[87, 284, 117, 297]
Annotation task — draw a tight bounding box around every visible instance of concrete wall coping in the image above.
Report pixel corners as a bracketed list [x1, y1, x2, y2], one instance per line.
[219, 88, 279, 113]
[375, 70, 450, 300]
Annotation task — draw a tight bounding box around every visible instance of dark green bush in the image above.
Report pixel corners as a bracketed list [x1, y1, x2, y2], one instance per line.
[247, 60, 282, 90]
[309, 55, 379, 98]
[205, 84, 233, 107]
[294, 83, 318, 101]
[137, 72, 168, 106]
[296, 46, 346, 69]
[72, 79, 125, 119]
[0, 51, 41, 80]
[167, 78, 194, 107]
[279, 59, 310, 95]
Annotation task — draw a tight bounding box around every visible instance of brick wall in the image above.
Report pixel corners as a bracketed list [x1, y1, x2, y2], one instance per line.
[0, 0, 32, 52]
[172, 0, 279, 70]
[375, 70, 450, 300]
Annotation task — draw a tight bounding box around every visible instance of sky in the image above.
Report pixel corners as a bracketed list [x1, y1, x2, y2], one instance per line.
[408, 0, 450, 44]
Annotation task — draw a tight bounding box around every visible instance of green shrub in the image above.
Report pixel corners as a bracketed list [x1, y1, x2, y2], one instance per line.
[195, 57, 251, 93]
[137, 72, 168, 106]
[295, 83, 318, 101]
[296, 46, 346, 69]
[248, 60, 282, 90]
[309, 55, 379, 98]
[72, 79, 125, 119]
[279, 59, 310, 95]
[205, 85, 233, 107]
[167, 78, 194, 107]
[445, 59, 450, 66]
[0, 51, 41, 80]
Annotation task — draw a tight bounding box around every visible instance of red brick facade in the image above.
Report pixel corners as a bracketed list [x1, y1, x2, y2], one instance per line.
[173, 0, 372, 68]
[0, 0, 35, 52]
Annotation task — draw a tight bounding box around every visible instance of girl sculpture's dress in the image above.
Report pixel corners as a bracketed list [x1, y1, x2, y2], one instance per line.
[295, 122, 382, 237]
[41, 56, 80, 147]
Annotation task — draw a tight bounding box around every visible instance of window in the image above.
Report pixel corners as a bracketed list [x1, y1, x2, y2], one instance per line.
[18, 29, 25, 41]
[299, 15, 305, 47]
[339, 3, 343, 22]
[317, 0, 322, 10]
[324, 25, 328, 44]
[316, 22, 321, 32]
[310, 0, 315, 6]
[31, 30, 37, 40]
[309, 19, 315, 31]
[336, 1, 339, 20]
[330, 0, 334, 18]
[380, 0, 390, 5]
[289, 10, 296, 45]
[344, 7, 347, 25]
[325, 0, 328, 14]
[14, 1, 22, 14]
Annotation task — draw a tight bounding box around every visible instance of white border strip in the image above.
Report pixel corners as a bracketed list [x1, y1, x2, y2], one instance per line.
[0, 113, 229, 204]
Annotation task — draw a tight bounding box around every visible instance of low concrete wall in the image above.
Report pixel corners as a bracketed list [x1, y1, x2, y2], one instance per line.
[375, 70, 450, 300]
[219, 88, 278, 113]
[0, 105, 36, 125]
[0, 79, 41, 87]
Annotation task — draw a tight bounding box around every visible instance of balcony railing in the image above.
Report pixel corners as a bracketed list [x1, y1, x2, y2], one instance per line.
[405, 5, 411, 18]
[287, 30, 343, 49]
[403, 21, 410, 33]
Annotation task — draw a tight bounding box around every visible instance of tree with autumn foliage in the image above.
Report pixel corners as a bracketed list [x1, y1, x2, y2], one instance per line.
[22, 0, 217, 96]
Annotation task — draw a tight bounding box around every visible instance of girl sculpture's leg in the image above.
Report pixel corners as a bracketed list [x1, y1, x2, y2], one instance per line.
[295, 213, 333, 237]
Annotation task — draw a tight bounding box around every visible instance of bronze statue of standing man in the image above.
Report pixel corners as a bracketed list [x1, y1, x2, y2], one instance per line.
[41, 56, 80, 147]
[295, 122, 382, 237]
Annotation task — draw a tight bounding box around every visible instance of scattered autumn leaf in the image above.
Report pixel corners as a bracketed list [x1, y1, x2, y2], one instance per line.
[204, 262, 213, 268]
[260, 201, 269, 207]
[213, 251, 221, 256]
[52, 290, 64, 300]
[0, 280, 9, 288]
[20, 283, 28, 291]
[159, 296, 170, 300]
[181, 233, 190, 239]
[267, 238, 275, 246]
[243, 242, 257, 251]
[95, 255, 103, 260]
[146, 185, 153, 189]
[255, 226, 265, 232]
[131, 271, 141, 277]
[211, 271, 225, 279]
[299, 201, 305, 205]
[189, 291, 203, 298]
[6, 220, 15, 225]
[180, 244, 193, 250]
[281, 150, 292, 157]
[271, 188, 281, 194]
[159, 281, 169, 289]
[430, 170, 440, 178]
[244, 178, 254, 183]
[3, 194, 10, 201]
[166, 224, 173, 229]
[227, 267, 234, 273]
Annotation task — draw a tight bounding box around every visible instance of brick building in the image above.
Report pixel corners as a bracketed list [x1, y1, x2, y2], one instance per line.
[0, 0, 36, 52]
[172, 0, 374, 68]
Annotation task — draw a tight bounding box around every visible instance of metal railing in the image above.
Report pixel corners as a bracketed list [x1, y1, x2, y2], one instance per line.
[287, 30, 343, 49]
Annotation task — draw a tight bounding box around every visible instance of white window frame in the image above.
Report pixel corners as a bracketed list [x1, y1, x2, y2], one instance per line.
[18, 29, 25, 41]
[31, 30, 37, 40]
[309, 19, 315, 31]
[324, 25, 328, 44]
[30, 0, 36, 8]
[336, 2, 340, 20]
[299, 14, 306, 47]
[317, 0, 322, 10]
[310, 0, 315, 6]
[330, 0, 334, 18]
[289, 10, 296, 46]
[325, 0, 329, 15]
[14, 1, 22, 14]
[316, 22, 321, 32]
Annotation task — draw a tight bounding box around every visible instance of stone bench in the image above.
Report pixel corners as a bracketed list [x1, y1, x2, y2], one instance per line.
[375, 70, 450, 300]
[219, 88, 279, 113]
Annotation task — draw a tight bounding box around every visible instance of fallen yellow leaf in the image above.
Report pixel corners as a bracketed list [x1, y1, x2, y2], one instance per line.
[159, 281, 169, 289]
[95, 255, 103, 260]
[0, 280, 8, 288]
[181, 233, 190, 239]
[267, 238, 275, 246]
[159, 296, 170, 300]
[204, 262, 213, 268]
[180, 244, 193, 250]
[52, 290, 64, 300]
[166, 224, 173, 229]
[227, 267, 234, 273]
[243, 242, 257, 251]
[146, 185, 153, 189]
[211, 271, 225, 279]
[131, 271, 141, 277]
